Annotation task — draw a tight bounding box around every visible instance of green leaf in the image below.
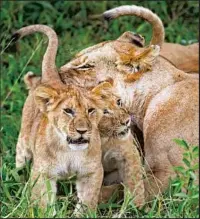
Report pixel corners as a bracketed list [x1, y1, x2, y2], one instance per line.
[191, 163, 199, 171]
[191, 194, 199, 199]
[173, 166, 185, 173]
[10, 169, 21, 182]
[189, 171, 197, 180]
[192, 146, 199, 154]
[174, 192, 188, 198]
[173, 139, 189, 150]
[183, 158, 191, 168]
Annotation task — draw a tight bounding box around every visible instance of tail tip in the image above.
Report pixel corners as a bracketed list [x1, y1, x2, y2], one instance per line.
[103, 12, 114, 21]
[10, 32, 20, 42]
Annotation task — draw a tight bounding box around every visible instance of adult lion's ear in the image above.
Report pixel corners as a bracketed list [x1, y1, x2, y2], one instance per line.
[117, 31, 145, 47]
[34, 84, 59, 112]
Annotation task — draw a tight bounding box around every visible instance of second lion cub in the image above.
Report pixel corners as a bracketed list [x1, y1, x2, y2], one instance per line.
[98, 94, 145, 207]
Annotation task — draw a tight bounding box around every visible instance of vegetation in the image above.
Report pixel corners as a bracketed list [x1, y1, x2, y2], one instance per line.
[1, 1, 199, 218]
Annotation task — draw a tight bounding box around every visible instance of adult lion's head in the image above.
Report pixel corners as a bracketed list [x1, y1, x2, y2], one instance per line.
[60, 5, 164, 86]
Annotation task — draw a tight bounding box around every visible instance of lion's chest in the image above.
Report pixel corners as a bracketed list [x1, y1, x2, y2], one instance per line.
[101, 138, 122, 173]
[50, 151, 87, 179]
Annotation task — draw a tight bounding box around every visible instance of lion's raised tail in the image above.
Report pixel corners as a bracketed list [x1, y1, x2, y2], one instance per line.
[103, 5, 165, 47]
[12, 25, 60, 82]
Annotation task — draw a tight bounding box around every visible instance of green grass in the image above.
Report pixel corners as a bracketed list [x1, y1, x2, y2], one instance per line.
[1, 1, 199, 218]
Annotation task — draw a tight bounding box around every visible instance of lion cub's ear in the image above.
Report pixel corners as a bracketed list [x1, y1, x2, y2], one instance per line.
[34, 84, 59, 112]
[91, 81, 113, 97]
[91, 81, 114, 109]
[24, 71, 41, 90]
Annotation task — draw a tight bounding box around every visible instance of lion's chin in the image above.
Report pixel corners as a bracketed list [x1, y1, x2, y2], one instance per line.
[68, 143, 89, 151]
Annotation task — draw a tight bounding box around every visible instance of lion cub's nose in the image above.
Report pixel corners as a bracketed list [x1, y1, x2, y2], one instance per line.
[121, 118, 131, 126]
[76, 129, 87, 135]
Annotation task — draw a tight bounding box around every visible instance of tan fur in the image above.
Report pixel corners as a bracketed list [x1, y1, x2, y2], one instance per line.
[98, 102, 145, 207]
[15, 6, 198, 207]
[13, 25, 59, 82]
[117, 31, 145, 47]
[59, 5, 199, 201]
[103, 5, 165, 47]
[161, 42, 199, 73]
[15, 25, 107, 214]
[16, 80, 119, 214]
[23, 73, 145, 207]
[103, 5, 198, 73]
[60, 40, 160, 87]
[115, 43, 160, 82]
[24, 71, 41, 90]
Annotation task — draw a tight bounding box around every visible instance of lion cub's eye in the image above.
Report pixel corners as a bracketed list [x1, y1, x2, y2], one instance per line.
[117, 99, 122, 107]
[63, 108, 75, 116]
[88, 108, 96, 115]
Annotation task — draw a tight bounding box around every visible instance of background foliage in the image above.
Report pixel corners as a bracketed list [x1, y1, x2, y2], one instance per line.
[1, 1, 199, 218]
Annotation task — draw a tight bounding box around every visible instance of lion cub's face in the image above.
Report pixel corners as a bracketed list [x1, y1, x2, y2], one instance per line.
[98, 94, 131, 140]
[34, 82, 112, 151]
[49, 90, 99, 151]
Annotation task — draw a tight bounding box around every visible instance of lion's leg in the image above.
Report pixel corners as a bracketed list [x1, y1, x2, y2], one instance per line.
[75, 166, 103, 215]
[98, 184, 123, 203]
[144, 169, 173, 201]
[143, 153, 174, 201]
[103, 170, 121, 185]
[16, 133, 32, 168]
[30, 168, 57, 209]
[100, 170, 122, 203]
[117, 145, 145, 207]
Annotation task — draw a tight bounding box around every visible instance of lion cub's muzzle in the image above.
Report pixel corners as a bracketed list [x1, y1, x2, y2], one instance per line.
[116, 117, 131, 139]
[67, 127, 91, 151]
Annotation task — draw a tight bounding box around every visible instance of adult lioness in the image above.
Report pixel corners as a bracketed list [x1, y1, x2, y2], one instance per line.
[59, 5, 199, 200]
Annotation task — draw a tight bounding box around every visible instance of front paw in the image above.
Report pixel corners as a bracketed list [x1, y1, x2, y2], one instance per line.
[73, 202, 87, 217]
[73, 202, 96, 218]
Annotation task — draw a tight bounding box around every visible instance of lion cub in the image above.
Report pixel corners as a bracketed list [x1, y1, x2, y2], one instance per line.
[98, 94, 145, 207]
[16, 77, 114, 214]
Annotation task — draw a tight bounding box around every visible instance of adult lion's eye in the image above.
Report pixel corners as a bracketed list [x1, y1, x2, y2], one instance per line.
[63, 108, 75, 116]
[117, 99, 122, 107]
[135, 65, 140, 72]
[79, 63, 95, 70]
[88, 108, 96, 115]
